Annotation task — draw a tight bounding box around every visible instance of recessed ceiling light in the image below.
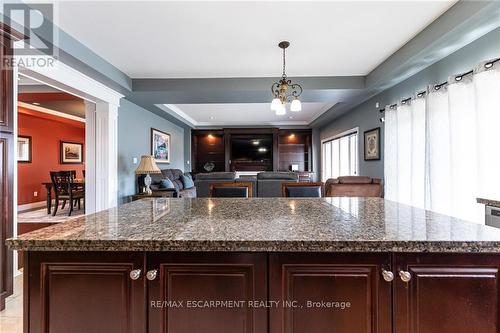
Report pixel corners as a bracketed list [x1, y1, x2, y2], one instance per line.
[32, 102, 40, 105]
[209, 116, 215, 120]
[252, 140, 260, 145]
[288, 116, 294, 119]
[258, 147, 267, 152]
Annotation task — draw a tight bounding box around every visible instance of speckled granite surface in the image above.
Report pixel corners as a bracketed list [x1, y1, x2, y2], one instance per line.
[7, 197, 500, 253]
[477, 197, 500, 208]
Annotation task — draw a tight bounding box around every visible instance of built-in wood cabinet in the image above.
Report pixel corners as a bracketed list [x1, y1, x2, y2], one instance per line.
[26, 252, 146, 333]
[270, 253, 392, 333]
[147, 253, 267, 333]
[0, 29, 15, 311]
[394, 253, 500, 333]
[25, 252, 500, 333]
[191, 128, 312, 174]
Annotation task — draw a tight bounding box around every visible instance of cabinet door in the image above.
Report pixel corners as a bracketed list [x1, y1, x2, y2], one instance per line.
[147, 252, 267, 333]
[27, 252, 146, 333]
[0, 133, 13, 311]
[0, 35, 13, 133]
[394, 253, 500, 333]
[270, 253, 392, 333]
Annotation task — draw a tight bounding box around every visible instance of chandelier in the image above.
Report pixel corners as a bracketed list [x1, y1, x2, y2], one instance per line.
[271, 41, 303, 115]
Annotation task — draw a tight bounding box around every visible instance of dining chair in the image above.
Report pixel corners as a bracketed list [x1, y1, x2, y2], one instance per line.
[281, 182, 324, 197]
[209, 182, 253, 198]
[50, 171, 85, 216]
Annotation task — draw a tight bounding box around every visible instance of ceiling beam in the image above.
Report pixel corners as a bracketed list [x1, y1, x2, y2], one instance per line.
[365, 0, 500, 89]
[132, 76, 364, 92]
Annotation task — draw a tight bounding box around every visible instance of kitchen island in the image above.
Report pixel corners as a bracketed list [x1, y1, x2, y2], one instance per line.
[7, 197, 500, 333]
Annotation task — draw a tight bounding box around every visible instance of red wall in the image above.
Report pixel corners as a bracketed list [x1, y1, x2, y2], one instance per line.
[17, 108, 85, 205]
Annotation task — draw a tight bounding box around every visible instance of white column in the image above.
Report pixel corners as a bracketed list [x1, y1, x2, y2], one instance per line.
[84, 101, 97, 213]
[95, 101, 119, 211]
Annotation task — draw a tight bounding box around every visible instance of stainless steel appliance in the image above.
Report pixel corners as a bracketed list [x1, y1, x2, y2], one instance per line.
[486, 206, 500, 228]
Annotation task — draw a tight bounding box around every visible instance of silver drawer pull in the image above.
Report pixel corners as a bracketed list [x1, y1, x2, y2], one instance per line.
[129, 269, 142, 280]
[399, 270, 411, 283]
[146, 269, 158, 281]
[381, 269, 394, 282]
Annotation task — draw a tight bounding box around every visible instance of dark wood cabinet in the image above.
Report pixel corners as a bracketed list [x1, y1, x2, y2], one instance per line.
[147, 252, 267, 333]
[191, 128, 312, 173]
[0, 34, 14, 133]
[26, 252, 146, 333]
[24, 251, 500, 333]
[278, 130, 312, 172]
[191, 130, 225, 173]
[269, 253, 392, 333]
[0, 30, 14, 311]
[394, 253, 500, 333]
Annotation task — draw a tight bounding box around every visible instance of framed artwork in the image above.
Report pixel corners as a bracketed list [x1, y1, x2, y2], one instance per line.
[18, 136, 32, 163]
[364, 127, 381, 161]
[60, 141, 84, 164]
[151, 128, 171, 163]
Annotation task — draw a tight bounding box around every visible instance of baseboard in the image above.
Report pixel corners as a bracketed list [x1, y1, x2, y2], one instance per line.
[17, 200, 51, 213]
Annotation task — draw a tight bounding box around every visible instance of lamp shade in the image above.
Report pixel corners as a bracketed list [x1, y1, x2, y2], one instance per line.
[290, 98, 302, 112]
[135, 155, 162, 174]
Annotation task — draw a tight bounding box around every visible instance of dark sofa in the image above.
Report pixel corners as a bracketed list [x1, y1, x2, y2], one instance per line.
[139, 169, 197, 198]
[257, 172, 299, 197]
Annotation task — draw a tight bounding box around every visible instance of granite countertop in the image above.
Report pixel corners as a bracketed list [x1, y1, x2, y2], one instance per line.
[7, 197, 500, 253]
[477, 197, 500, 208]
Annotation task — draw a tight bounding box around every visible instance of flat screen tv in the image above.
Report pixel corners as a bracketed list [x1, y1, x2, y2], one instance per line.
[231, 136, 272, 163]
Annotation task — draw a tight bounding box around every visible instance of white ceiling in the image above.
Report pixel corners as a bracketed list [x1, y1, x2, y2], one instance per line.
[158, 102, 336, 126]
[57, 1, 456, 79]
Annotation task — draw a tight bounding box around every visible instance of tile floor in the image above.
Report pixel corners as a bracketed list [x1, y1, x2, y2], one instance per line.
[0, 274, 23, 333]
[18, 206, 84, 223]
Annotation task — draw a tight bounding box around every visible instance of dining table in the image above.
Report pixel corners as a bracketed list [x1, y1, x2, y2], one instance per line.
[41, 179, 85, 214]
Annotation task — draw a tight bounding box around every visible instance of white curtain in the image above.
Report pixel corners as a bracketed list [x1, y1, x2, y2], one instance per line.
[384, 61, 500, 223]
[384, 98, 425, 208]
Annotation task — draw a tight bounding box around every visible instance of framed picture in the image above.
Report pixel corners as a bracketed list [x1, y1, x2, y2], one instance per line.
[18, 136, 32, 163]
[364, 127, 381, 161]
[151, 128, 171, 163]
[60, 141, 83, 164]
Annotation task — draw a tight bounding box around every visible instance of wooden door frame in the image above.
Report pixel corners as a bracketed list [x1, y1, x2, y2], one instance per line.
[0, 22, 123, 310]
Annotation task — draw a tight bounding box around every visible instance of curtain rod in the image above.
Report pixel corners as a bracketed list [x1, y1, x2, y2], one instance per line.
[383, 57, 500, 106]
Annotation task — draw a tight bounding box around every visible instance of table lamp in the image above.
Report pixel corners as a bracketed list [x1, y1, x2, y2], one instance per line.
[135, 155, 162, 194]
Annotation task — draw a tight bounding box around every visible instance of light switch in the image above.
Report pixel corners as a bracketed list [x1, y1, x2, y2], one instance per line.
[34, 191, 38, 197]
[133, 157, 138, 164]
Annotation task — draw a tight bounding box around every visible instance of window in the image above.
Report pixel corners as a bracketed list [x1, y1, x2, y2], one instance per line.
[322, 130, 358, 181]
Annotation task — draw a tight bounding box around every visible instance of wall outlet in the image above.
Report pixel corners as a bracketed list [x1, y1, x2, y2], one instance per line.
[133, 157, 138, 164]
[33, 191, 38, 197]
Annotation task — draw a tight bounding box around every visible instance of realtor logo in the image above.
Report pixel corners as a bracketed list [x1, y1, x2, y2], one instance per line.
[4, 3, 54, 56]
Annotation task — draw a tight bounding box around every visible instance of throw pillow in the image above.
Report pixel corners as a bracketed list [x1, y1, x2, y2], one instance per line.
[159, 178, 175, 189]
[180, 174, 194, 189]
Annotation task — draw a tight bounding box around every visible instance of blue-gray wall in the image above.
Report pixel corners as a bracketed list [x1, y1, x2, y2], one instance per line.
[118, 99, 185, 203]
[318, 26, 500, 180]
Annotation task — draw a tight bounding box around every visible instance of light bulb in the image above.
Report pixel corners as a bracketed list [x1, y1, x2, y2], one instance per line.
[290, 98, 301, 112]
[276, 103, 286, 115]
[271, 98, 281, 111]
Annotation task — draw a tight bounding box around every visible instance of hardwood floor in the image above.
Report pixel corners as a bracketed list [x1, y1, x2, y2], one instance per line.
[0, 274, 22, 333]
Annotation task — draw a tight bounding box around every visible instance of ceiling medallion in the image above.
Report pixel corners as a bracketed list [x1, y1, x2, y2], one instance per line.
[271, 41, 303, 115]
